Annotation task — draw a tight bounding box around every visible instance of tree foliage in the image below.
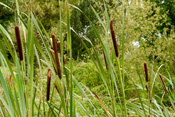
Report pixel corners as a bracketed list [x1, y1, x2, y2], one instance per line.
[0, 0, 14, 28]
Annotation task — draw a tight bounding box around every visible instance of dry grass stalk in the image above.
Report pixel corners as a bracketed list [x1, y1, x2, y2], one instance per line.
[46, 69, 51, 101]
[91, 91, 111, 116]
[57, 41, 66, 64]
[52, 34, 61, 79]
[15, 26, 23, 60]
[110, 20, 119, 58]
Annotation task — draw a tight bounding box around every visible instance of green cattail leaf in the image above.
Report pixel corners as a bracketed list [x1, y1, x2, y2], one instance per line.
[0, 71, 14, 117]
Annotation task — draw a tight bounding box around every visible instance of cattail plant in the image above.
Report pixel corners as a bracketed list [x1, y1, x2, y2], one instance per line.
[15, 26, 23, 61]
[52, 34, 61, 79]
[144, 63, 149, 82]
[110, 20, 119, 58]
[57, 41, 66, 64]
[55, 84, 59, 94]
[46, 69, 51, 101]
[144, 62, 151, 116]
[159, 74, 168, 93]
[50, 49, 57, 74]
[103, 51, 108, 69]
[9, 75, 12, 86]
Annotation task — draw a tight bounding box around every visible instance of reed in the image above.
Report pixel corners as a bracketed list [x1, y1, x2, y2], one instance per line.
[103, 51, 108, 69]
[144, 62, 151, 116]
[110, 20, 119, 58]
[46, 69, 51, 101]
[52, 34, 61, 79]
[49, 49, 57, 74]
[15, 26, 23, 61]
[159, 74, 168, 93]
[144, 63, 149, 82]
[57, 41, 66, 64]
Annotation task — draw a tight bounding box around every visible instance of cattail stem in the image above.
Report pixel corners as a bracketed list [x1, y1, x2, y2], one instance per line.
[110, 20, 119, 58]
[15, 26, 23, 61]
[52, 34, 61, 79]
[57, 41, 66, 64]
[46, 69, 51, 101]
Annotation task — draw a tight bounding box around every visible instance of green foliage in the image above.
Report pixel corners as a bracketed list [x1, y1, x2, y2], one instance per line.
[0, 0, 14, 28]
[70, 0, 100, 59]
[0, 0, 175, 116]
[149, 0, 175, 34]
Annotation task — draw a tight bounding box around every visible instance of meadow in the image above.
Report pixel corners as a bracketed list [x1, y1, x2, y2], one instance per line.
[0, 0, 175, 116]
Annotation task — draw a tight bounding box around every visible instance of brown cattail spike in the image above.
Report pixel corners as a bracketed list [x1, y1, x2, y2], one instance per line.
[15, 26, 23, 61]
[52, 34, 61, 79]
[46, 69, 51, 101]
[58, 41, 66, 64]
[144, 63, 149, 82]
[110, 20, 119, 58]
[159, 74, 168, 93]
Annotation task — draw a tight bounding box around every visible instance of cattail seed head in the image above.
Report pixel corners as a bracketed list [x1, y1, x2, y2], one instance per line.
[144, 63, 149, 82]
[159, 74, 168, 93]
[110, 20, 119, 58]
[52, 34, 61, 79]
[15, 26, 23, 61]
[46, 69, 51, 101]
[58, 41, 66, 64]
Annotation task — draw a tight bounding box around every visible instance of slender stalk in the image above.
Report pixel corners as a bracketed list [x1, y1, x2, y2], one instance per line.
[117, 58, 126, 116]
